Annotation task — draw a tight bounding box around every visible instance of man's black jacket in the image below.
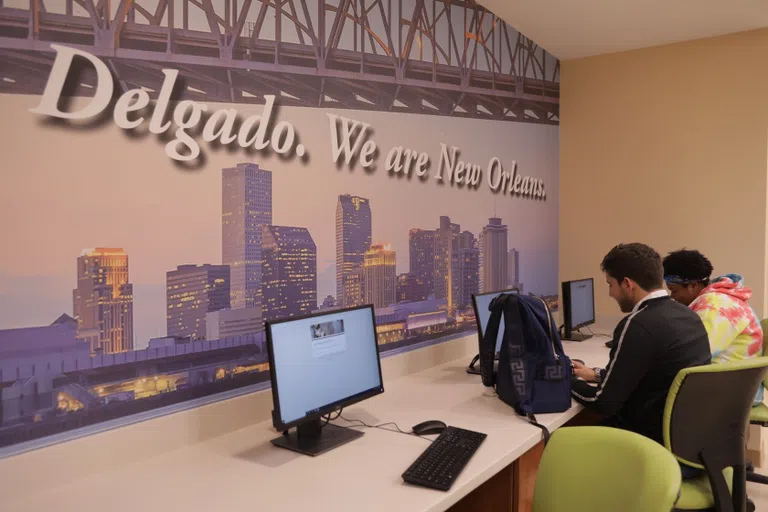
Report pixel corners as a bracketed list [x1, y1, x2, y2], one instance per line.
[572, 294, 711, 444]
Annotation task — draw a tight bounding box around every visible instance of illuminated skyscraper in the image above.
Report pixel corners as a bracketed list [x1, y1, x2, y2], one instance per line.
[397, 273, 423, 303]
[435, 216, 460, 305]
[479, 217, 508, 293]
[336, 194, 372, 308]
[508, 248, 520, 288]
[72, 248, 134, 354]
[408, 228, 436, 300]
[362, 244, 397, 309]
[262, 225, 317, 322]
[453, 231, 480, 309]
[166, 264, 230, 340]
[409, 219, 475, 311]
[222, 163, 272, 312]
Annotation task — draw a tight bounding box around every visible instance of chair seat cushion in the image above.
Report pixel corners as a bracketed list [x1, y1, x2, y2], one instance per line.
[750, 402, 768, 424]
[674, 467, 733, 510]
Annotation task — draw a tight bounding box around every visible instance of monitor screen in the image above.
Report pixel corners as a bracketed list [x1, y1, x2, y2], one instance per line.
[566, 278, 595, 328]
[471, 289, 518, 353]
[267, 306, 383, 428]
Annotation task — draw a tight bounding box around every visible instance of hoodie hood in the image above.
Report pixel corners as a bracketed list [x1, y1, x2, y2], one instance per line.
[699, 274, 752, 303]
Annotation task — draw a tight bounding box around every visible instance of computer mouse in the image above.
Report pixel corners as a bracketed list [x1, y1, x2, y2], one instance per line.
[412, 420, 447, 436]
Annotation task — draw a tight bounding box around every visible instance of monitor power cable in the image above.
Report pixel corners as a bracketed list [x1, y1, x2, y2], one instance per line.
[325, 410, 433, 443]
[320, 409, 343, 428]
[584, 326, 612, 337]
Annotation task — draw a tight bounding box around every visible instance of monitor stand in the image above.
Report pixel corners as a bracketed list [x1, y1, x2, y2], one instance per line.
[563, 329, 592, 342]
[271, 418, 364, 456]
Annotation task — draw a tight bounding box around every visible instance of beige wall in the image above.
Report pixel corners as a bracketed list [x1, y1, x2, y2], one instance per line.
[560, 29, 768, 318]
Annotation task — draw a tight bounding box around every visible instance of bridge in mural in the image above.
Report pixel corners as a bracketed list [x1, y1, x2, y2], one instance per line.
[0, 0, 559, 124]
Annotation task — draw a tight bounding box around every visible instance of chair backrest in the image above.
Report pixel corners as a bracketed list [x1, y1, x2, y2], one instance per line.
[663, 357, 768, 470]
[532, 426, 682, 512]
[761, 319, 768, 389]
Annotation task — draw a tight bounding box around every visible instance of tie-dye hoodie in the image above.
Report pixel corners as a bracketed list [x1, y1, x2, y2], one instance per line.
[689, 274, 764, 404]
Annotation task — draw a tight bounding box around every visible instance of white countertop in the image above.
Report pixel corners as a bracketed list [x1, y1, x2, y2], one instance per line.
[0, 336, 612, 512]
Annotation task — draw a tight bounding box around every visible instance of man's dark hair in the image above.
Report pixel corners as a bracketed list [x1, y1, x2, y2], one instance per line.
[662, 249, 713, 283]
[600, 243, 664, 291]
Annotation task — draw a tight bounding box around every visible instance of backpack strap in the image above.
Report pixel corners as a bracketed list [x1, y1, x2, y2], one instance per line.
[502, 294, 527, 360]
[480, 294, 507, 387]
[530, 294, 570, 380]
[526, 413, 551, 445]
[500, 294, 530, 413]
[469, 288, 521, 375]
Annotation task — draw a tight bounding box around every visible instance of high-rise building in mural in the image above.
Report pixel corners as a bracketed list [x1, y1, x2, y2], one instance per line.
[435, 216, 460, 307]
[222, 163, 273, 311]
[166, 264, 230, 341]
[336, 194, 372, 308]
[410, 218, 478, 311]
[479, 217, 509, 293]
[508, 248, 520, 289]
[261, 225, 318, 322]
[453, 231, 480, 310]
[362, 244, 397, 309]
[72, 248, 134, 354]
[409, 228, 436, 301]
[397, 273, 424, 303]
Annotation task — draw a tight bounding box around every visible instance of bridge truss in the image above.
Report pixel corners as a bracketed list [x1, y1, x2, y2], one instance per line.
[0, 0, 559, 124]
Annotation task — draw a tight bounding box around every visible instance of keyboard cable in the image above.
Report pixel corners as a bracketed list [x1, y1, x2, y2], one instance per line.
[328, 411, 434, 443]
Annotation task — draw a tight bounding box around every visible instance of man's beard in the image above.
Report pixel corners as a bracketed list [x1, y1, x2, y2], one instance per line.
[617, 295, 635, 313]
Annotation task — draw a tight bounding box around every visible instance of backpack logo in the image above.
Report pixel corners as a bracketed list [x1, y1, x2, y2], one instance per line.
[510, 359, 527, 396]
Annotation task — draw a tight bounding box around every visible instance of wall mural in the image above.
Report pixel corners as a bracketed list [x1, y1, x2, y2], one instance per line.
[0, 0, 559, 453]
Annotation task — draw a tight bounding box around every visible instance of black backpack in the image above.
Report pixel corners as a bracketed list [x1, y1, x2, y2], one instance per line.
[480, 293, 572, 442]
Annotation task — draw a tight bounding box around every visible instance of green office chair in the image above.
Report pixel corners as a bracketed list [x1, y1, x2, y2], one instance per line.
[663, 357, 768, 512]
[746, 318, 768, 485]
[532, 426, 682, 512]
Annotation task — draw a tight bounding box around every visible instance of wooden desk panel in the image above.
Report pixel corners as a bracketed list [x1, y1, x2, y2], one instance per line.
[445, 407, 602, 512]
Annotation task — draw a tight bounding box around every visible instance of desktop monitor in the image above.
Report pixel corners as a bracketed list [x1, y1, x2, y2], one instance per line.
[561, 278, 595, 341]
[265, 304, 384, 456]
[466, 288, 520, 374]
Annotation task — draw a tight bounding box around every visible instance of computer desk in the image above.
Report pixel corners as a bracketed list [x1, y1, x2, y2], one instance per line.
[0, 336, 611, 512]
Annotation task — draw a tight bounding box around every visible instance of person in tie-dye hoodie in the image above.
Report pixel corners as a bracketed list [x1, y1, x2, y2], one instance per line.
[663, 249, 764, 404]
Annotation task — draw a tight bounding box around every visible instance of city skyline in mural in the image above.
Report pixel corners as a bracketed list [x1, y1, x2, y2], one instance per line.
[64, 161, 535, 353]
[0, 100, 558, 448]
[0, 147, 558, 347]
[0, 0, 559, 451]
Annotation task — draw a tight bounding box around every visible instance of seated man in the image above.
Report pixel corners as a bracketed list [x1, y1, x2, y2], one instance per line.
[662, 248, 764, 404]
[571, 243, 711, 452]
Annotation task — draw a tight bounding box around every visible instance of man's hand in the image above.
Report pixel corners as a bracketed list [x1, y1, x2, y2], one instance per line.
[572, 360, 599, 383]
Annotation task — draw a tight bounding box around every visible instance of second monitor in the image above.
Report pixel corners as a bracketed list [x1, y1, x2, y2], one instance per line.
[561, 278, 595, 341]
[471, 288, 520, 354]
[465, 288, 520, 374]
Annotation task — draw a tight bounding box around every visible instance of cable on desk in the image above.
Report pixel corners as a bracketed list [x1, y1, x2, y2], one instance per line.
[585, 326, 612, 338]
[321, 409, 343, 428]
[334, 413, 433, 443]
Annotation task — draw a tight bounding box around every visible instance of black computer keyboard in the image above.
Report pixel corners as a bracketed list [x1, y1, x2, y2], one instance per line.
[402, 426, 487, 491]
